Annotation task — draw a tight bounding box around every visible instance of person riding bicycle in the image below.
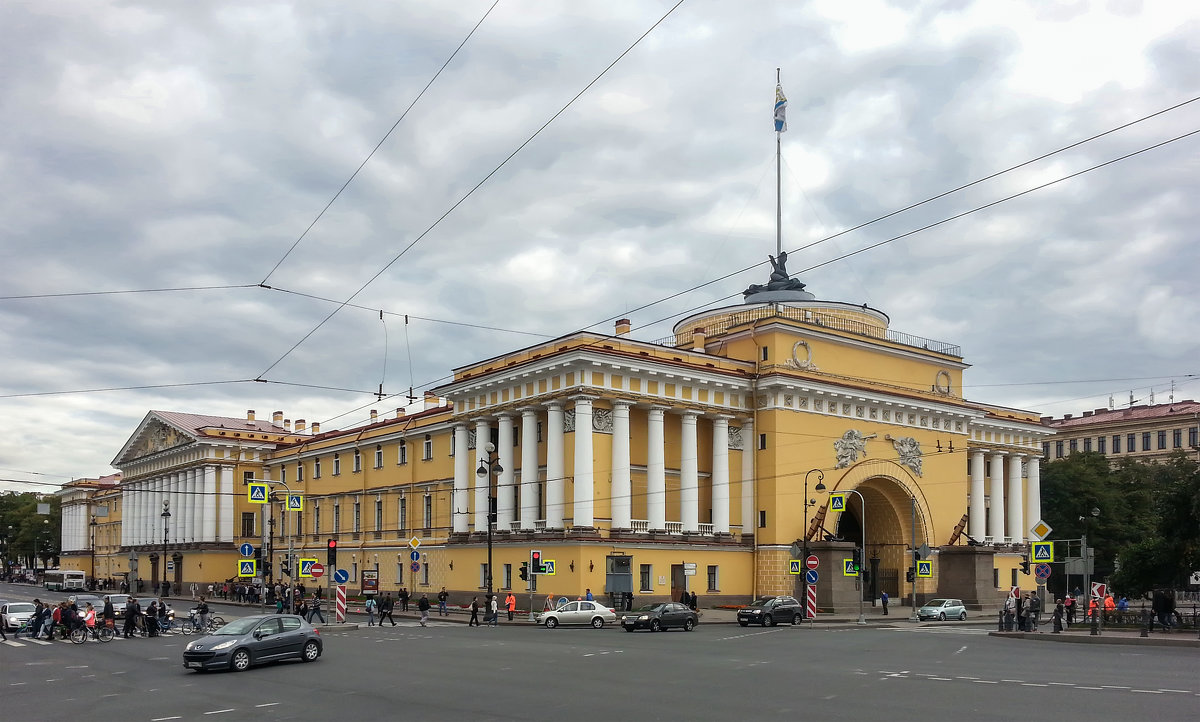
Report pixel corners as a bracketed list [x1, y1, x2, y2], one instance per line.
[83, 603, 97, 639]
[196, 596, 210, 630]
[157, 598, 170, 631]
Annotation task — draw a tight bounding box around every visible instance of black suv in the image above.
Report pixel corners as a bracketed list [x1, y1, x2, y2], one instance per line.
[737, 596, 802, 626]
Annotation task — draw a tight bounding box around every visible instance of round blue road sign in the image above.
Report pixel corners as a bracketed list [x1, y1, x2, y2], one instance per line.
[333, 568, 349, 584]
[805, 569, 819, 584]
[410, 550, 421, 562]
[239, 543, 254, 558]
[1034, 562, 1052, 580]
[410, 562, 421, 573]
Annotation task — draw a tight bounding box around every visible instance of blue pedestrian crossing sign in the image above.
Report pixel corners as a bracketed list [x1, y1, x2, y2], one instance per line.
[238, 559, 258, 577]
[805, 569, 819, 585]
[917, 560, 933, 578]
[238, 543, 255, 558]
[829, 493, 847, 512]
[298, 558, 318, 578]
[843, 558, 858, 576]
[789, 560, 802, 575]
[1031, 541, 1053, 562]
[247, 482, 268, 504]
[286, 494, 303, 512]
[542, 559, 556, 575]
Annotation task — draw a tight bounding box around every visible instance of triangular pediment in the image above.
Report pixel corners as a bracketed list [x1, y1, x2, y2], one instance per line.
[112, 412, 197, 467]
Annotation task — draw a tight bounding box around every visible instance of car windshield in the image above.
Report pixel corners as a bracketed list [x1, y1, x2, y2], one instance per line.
[634, 604, 666, 612]
[925, 599, 949, 607]
[748, 598, 775, 606]
[213, 617, 260, 635]
[8, 603, 35, 613]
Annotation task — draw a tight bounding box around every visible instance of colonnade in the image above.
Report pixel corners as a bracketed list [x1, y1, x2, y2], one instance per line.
[120, 465, 235, 547]
[451, 400, 751, 536]
[967, 451, 1041, 544]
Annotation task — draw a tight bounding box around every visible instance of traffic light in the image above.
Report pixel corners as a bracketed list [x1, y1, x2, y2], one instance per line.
[327, 538, 338, 567]
[1019, 556, 1030, 575]
[281, 558, 291, 577]
[906, 567, 915, 583]
[519, 563, 529, 582]
[852, 548, 862, 573]
[530, 549, 543, 575]
[263, 560, 272, 580]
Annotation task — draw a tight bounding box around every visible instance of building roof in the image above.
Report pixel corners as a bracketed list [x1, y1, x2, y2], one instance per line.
[152, 410, 289, 434]
[1047, 400, 1200, 429]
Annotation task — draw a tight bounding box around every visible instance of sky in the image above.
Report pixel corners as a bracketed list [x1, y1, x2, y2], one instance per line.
[2, 0, 1198, 493]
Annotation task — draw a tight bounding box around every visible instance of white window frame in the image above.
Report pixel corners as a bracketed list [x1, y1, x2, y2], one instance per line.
[398, 441, 408, 465]
[422, 434, 433, 460]
[353, 449, 362, 473]
[374, 445, 383, 468]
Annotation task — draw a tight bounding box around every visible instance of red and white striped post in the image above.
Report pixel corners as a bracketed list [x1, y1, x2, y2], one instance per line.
[336, 584, 347, 623]
[806, 585, 817, 619]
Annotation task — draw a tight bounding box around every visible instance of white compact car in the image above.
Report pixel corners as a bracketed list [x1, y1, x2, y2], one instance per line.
[537, 600, 618, 629]
[1, 601, 37, 631]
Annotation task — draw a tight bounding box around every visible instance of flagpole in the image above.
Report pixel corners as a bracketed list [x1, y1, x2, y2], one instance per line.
[776, 67, 782, 257]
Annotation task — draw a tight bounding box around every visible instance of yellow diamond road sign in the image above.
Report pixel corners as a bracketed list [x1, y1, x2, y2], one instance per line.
[408, 536, 421, 550]
[1029, 520, 1052, 541]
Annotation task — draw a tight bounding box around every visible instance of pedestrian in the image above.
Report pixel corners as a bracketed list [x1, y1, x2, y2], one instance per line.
[197, 596, 210, 630]
[307, 594, 326, 624]
[123, 598, 139, 638]
[689, 591, 698, 611]
[1052, 599, 1064, 633]
[364, 596, 377, 626]
[1063, 594, 1075, 627]
[379, 593, 396, 626]
[145, 600, 159, 637]
[418, 593, 430, 626]
[585, 588, 594, 602]
[399, 587, 409, 612]
[505, 592, 516, 621]
[680, 589, 689, 604]
[1117, 596, 1129, 612]
[488, 595, 499, 627]
[469, 596, 480, 627]
[102, 595, 115, 630]
[1016, 594, 1028, 632]
[881, 590, 889, 615]
[191, 582, 197, 600]
[1003, 594, 1016, 631]
[438, 587, 449, 616]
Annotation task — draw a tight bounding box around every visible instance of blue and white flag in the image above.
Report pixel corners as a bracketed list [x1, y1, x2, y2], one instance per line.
[774, 84, 787, 132]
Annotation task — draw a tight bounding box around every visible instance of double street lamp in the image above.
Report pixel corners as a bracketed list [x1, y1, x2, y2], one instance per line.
[89, 515, 98, 590]
[476, 442, 502, 603]
[161, 500, 171, 597]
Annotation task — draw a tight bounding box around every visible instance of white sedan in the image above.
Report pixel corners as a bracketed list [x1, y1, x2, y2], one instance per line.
[537, 600, 618, 629]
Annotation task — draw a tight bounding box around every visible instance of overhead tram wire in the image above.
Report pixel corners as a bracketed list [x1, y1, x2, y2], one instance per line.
[258, 0, 502, 287]
[255, 1, 689, 381]
[0, 284, 256, 301]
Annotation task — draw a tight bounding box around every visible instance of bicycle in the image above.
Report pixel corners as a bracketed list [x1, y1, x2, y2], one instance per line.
[180, 611, 226, 635]
[70, 625, 115, 643]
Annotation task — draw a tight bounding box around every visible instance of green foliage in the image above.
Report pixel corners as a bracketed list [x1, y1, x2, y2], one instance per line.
[0, 491, 61, 569]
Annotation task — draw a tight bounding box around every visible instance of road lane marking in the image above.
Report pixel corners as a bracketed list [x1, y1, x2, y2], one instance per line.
[1022, 683, 1048, 687]
[255, 703, 280, 708]
[101, 694, 120, 698]
[930, 677, 952, 681]
[972, 681, 998, 684]
[10, 682, 27, 686]
[1078, 687, 1103, 690]
[1131, 690, 1162, 694]
[1048, 682, 1074, 686]
[151, 717, 182, 721]
[27, 639, 52, 645]
[1102, 685, 1130, 689]
[1159, 689, 1191, 693]
[204, 709, 235, 715]
[954, 646, 967, 655]
[3, 640, 26, 647]
[66, 665, 88, 669]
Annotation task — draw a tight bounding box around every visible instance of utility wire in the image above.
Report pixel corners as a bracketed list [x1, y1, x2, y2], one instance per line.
[0, 284, 256, 301]
[256, 0, 689, 379]
[258, 0, 502, 286]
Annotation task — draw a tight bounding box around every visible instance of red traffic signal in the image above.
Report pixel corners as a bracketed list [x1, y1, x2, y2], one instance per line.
[327, 538, 338, 567]
[327, 539, 338, 550]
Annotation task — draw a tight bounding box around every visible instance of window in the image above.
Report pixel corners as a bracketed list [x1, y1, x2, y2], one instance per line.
[761, 346, 769, 361]
[513, 425, 519, 447]
[1055, 441, 1064, 458]
[241, 512, 256, 538]
[1127, 434, 1136, 453]
[314, 458, 322, 479]
[1191, 427, 1199, 448]
[640, 564, 652, 592]
[243, 471, 255, 484]
[450, 434, 455, 457]
[374, 445, 383, 468]
[707, 565, 719, 592]
[758, 433, 767, 450]
[758, 510, 767, 529]
[353, 449, 362, 472]
[1142, 432, 1152, 451]
[1011, 568, 1018, 587]
[422, 559, 429, 586]
[1112, 435, 1121, 453]
[1082, 438, 1091, 452]
[396, 562, 404, 585]
[333, 502, 341, 533]
[296, 462, 304, 482]
[1069, 439, 1077, 453]
[480, 563, 489, 589]
[423, 494, 432, 530]
[537, 421, 543, 442]
[1157, 430, 1167, 450]
[353, 498, 361, 532]
[1097, 436, 1106, 454]
[375, 498, 383, 532]
[398, 441, 408, 465]
[1172, 429, 1182, 449]
[1042, 442, 1050, 459]
[398, 497, 407, 534]
[314, 505, 320, 534]
[423, 434, 433, 460]
[333, 454, 341, 476]
[280, 466, 287, 484]
[351, 562, 358, 583]
[503, 563, 512, 590]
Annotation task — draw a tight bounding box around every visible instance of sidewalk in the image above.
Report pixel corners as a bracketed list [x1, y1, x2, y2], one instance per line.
[991, 628, 1200, 647]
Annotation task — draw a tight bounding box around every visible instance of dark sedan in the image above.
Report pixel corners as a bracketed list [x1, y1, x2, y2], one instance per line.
[737, 595, 802, 627]
[621, 602, 698, 632]
[183, 614, 322, 672]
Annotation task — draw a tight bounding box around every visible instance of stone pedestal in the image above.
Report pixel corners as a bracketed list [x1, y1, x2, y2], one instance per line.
[800, 541, 861, 614]
[936, 545, 1007, 609]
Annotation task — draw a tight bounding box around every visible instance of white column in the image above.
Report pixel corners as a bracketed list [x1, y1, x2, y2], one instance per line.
[988, 453, 1006, 542]
[1007, 455, 1025, 543]
[453, 424, 470, 533]
[497, 414, 515, 530]
[135, 481, 145, 546]
[680, 411, 699, 533]
[519, 410, 539, 530]
[121, 487, 129, 548]
[219, 466, 234, 542]
[741, 419, 755, 535]
[190, 468, 201, 542]
[185, 469, 196, 542]
[1025, 456, 1041, 535]
[712, 416, 730, 534]
[546, 403, 565, 529]
[647, 407, 667, 531]
[969, 450, 986, 540]
[572, 397, 594, 528]
[474, 419, 491, 532]
[202, 465, 217, 542]
[610, 402, 632, 530]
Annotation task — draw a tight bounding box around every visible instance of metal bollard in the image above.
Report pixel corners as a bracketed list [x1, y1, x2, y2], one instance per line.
[998, 610, 1005, 632]
[1140, 609, 1149, 638]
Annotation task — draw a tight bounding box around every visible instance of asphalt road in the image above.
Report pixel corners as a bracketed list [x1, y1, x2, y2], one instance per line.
[3, 583, 1198, 721]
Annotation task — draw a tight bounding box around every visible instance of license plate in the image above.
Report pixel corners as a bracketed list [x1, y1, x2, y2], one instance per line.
[187, 662, 202, 668]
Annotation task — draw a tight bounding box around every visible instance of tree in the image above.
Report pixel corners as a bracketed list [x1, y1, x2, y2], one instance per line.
[1108, 453, 1200, 595]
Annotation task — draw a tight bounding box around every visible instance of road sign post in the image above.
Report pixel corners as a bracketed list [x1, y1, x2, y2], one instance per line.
[335, 584, 347, 623]
[806, 584, 817, 620]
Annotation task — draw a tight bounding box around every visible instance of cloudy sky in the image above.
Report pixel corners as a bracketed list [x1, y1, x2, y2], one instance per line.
[2, 0, 1198, 492]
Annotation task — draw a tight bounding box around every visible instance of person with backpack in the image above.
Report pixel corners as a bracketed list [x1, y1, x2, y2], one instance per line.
[418, 593, 430, 627]
[364, 596, 377, 626]
[378, 593, 396, 626]
[307, 594, 326, 624]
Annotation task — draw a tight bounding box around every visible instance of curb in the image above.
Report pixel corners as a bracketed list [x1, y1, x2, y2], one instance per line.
[989, 631, 1200, 647]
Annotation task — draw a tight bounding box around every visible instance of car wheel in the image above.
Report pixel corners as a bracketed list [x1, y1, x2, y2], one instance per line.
[650, 619, 661, 632]
[738, 620, 749, 627]
[590, 617, 604, 629]
[683, 618, 695, 632]
[230, 649, 252, 672]
[545, 617, 559, 629]
[938, 612, 946, 621]
[302, 640, 320, 662]
[793, 613, 801, 625]
[959, 611, 967, 621]
[763, 614, 774, 627]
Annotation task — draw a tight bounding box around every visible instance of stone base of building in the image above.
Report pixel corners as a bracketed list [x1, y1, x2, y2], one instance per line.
[936, 544, 1007, 609]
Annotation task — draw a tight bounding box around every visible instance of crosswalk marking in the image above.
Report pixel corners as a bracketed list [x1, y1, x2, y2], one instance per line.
[3, 640, 26, 647]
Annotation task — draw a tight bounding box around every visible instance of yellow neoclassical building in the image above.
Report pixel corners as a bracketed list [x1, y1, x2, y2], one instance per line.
[64, 276, 1053, 610]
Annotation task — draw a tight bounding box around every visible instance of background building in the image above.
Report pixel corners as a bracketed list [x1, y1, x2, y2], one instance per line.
[1043, 400, 1200, 465]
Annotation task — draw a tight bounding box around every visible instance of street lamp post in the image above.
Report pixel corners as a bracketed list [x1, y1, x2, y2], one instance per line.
[161, 500, 171, 597]
[477, 442, 503, 605]
[1081, 506, 1100, 635]
[247, 478, 298, 614]
[89, 515, 98, 590]
[802, 470, 827, 620]
[838, 488, 869, 625]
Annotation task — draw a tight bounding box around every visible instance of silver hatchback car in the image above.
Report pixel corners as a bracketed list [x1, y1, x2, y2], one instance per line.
[537, 600, 618, 629]
[182, 614, 322, 672]
[917, 598, 967, 621]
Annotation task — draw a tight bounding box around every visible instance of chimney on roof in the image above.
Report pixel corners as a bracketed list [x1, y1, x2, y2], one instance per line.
[310, 422, 320, 435]
[615, 318, 631, 336]
[272, 411, 283, 425]
[247, 410, 256, 421]
[424, 391, 439, 410]
[1095, 408, 1106, 414]
[1063, 414, 1072, 420]
[1082, 411, 1093, 417]
[370, 409, 378, 423]
[396, 407, 406, 419]
[284, 419, 292, 430]
[692, 327, 707, 353]
[1040, 416, 1052, 424]
[295, 419, 306, 433]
